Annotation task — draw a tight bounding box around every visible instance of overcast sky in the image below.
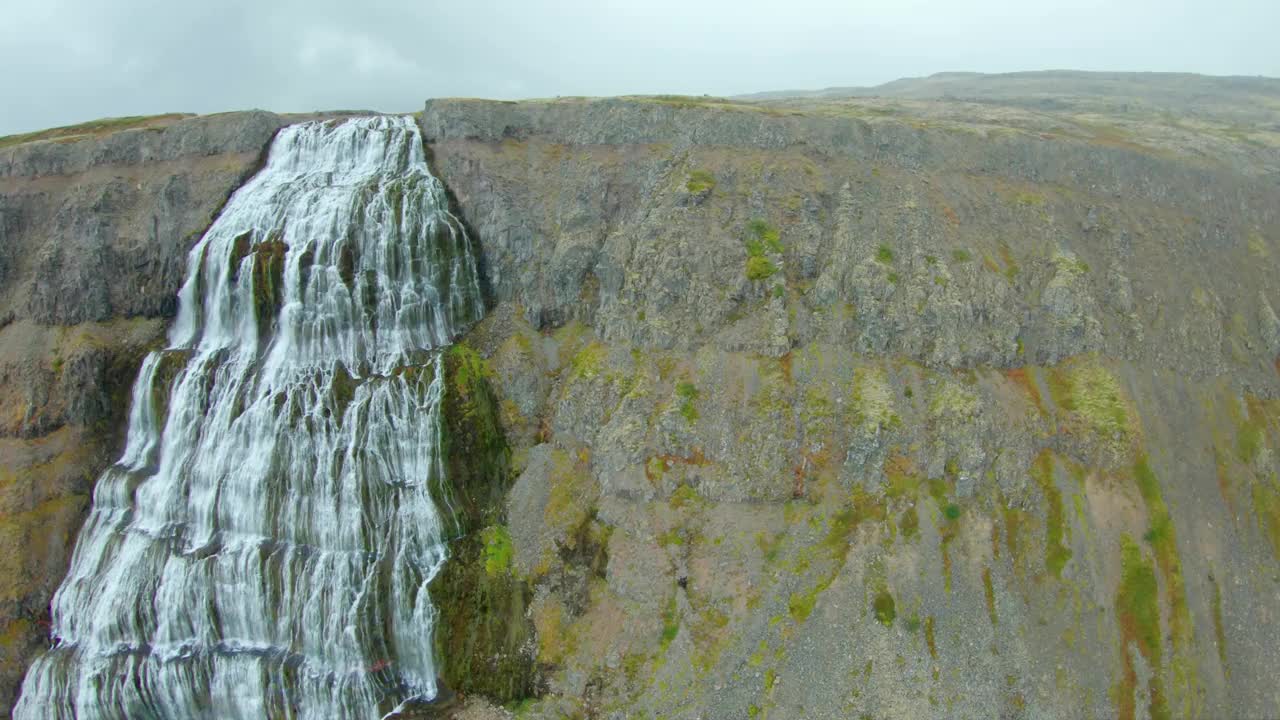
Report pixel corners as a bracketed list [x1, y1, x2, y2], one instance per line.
[2, 0, 1277, 135]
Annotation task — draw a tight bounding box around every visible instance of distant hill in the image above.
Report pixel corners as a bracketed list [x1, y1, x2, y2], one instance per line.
[740, 70, 1280, 126]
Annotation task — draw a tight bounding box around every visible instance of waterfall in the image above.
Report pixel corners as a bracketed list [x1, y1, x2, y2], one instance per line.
[15, 115, 483, 720]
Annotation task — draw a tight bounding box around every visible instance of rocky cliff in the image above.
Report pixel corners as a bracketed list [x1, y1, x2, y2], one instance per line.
[418, 89, 1280, 719]
[3, 72, 1280, 720]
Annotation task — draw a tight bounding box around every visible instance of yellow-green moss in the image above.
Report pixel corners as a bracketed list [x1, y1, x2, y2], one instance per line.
[851, 367, 898, 431]
[746, 219, 783, 253]
[983, 567, 998, 625]
[1208, 572, 1228, 673]
[1032, 451, 1072, 579]
[746, 256, 779, 281]
[676, 381, 699, 423]
[1133, 456, 1189, 653]
[873, 590, 896, 626]
[1252, 480, 1280, 560]
[482, 525, 514, 576]
[929, 380, 979, 423]
[686, 169, 717, 194]
[569, 341, 607, 381]
[1050, 360, 1130, 442]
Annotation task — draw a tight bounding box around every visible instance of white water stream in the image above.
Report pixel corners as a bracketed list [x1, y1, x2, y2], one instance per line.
[16, 115, 482, 719]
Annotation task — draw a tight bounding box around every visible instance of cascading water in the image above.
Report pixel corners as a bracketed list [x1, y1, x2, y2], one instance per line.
[15, 115, 483, 720]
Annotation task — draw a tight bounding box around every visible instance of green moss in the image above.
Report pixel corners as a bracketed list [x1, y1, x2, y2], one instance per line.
[330, 363, 358, 420]
[929, 381, 979, 423]
[983, 567, 998, 625]
[660, 594, 680, 650]
[429, 341, 534, 703]
[1032, 451, 1073, 579]
[676, 381, 700, 423]
[756, 531, 785, 563]
[943, 503, 961, 521]
[1014, 191, 1045, 207]
[851, 367, 897, 431]
[665, 485, 698, 511]
[746, 256, 779, 281]
[1208, 572, 1228, 672]
[1133, 456, 1189, 653]
[925, 616, 937, 658]
[1237, 420, 1265, 463]
[873, 590, 896, 626]
[657, 528, 685, 547]
[429, 532, 533, 701]
[686, 169, 716, 194]
[900, 506, 919, 539]
[1049, 360, 1131, 444]
[250, 238, 288, 337]
[569, 341, 607, 381]
[788, 588, 820, 622]
[441, 343, 513, 534]
[951, 248, 973, 263]
[876, 244, 894, 264]
[1252, 480, 1280, 560]
[1116, 534, 1166, 720]
[747, 219, 784, 253]
[482, 525, 514, 576]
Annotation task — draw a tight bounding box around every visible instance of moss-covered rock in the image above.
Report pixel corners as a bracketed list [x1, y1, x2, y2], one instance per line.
[428, 342, 538, 705]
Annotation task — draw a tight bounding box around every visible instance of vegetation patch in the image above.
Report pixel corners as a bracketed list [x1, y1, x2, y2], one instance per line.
[747, 219, 784, 253]
[1236, 415, 1265, 464]
[1208, 572, 1228, 673]
[872, 590, 896, 626]
[929, 380, 979, 424]
[1032, 451, 1072, 579]
[1115, 534, 1166, 720]
[1251, 479, 1280, 560]
[983, 567, 998, 625]
[951, 248, 973, 263]
[569, 341, 607, 381]
[676, 381, 700, 423]
[482, 525, 514, 576]
[851, 367, 898, 431]
[899, 506, 919, 539]
[250, 238, 288, 337]
[1048, 359, 1131, 446]
[875, 244, 894, 264]
[686, 169, 717, 194]
[0, 113, 191, 149]
[925, 616, 938, 659]
[1132, 457, 1189, 649]
[745, 256, 779, 281]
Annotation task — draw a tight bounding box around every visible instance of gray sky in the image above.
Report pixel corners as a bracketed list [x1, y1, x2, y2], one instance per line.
[2, 0, 1277, 135]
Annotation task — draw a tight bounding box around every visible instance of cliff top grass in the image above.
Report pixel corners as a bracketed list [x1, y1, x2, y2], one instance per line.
[0, 113, 192, 149]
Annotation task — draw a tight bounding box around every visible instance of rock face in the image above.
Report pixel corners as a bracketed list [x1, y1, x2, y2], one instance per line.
[0, 111, 285, 714]
[5, 74, 1280, 720]
[419, 91, 1280, 719]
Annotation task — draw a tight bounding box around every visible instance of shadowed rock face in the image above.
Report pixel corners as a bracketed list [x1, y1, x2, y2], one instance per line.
[419, 92, 1280, 719]
[0, 111, 285, 714]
